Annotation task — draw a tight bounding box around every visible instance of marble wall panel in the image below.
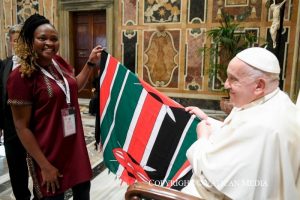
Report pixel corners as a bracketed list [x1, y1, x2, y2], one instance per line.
[0, 0, 2, 58]
[17, 0, 39, 23]
[2, 0, 14, 56]
[188, 0, 206, 23]
[41, 0, 54, 23]
[185, 28, 206, 91]
[122, 30, 138, 73]
[122, 0, 138, 25]
[116, 0, 298, 97]
[266, 26, 289, 89]
[2, 0, 297, 98]
[3, 0, 14, 28]
[143, 30, 180, 88]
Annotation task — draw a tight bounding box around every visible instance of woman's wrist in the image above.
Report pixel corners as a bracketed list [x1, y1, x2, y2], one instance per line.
[86, 60, 96, 68]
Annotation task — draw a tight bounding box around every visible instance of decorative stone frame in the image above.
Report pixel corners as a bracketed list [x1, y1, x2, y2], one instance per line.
[57, 0, 115, 64]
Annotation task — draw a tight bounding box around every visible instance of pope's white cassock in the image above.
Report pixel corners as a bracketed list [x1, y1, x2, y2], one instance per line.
[182, 88, 300, 200]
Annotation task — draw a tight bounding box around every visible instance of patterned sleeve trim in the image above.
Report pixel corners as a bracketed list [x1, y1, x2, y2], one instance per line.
[27, 154, 43, 199]
[7, 99, 32, 105]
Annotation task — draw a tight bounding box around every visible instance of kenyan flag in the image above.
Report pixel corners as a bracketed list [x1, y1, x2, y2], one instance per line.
[99, 51, 199, 187]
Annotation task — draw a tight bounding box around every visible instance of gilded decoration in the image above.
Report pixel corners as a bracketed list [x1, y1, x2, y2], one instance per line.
[144, 30, 179, 87]
[214, 0, 262, 22]
[144, 0, 181, 23]
[17, 0, 39, 23]
[225, 0, 248, 6]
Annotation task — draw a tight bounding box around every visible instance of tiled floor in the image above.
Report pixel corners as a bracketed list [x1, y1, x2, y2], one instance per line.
[0, 99, 226, 200]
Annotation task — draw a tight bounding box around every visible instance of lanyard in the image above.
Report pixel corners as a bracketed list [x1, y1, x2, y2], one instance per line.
[38, 60, 71, 104]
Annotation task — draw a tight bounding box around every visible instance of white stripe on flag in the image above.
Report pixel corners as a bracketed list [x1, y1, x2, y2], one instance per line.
[116, 89, 147, 177]
[99, 54, 111, 87]
[102, 71, 130, 151]
[140, 105, 167, 168]
[161, 115, 196, 185]
[174, 165, 192, 181]
[100, 61, 120, 125]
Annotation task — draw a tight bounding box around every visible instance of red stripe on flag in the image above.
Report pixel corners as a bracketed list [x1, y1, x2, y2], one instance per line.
[167, 160, 191, 188]
[100, 56, 118, 115]
[113, 148, 150, 184]
[127, 93, 162, 161]
[119, 94, 162, 182]
[120, 171, 136, 185]
[140, 79, 182, 108]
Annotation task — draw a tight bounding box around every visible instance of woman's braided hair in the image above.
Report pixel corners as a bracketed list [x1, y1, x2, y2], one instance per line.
[15, 13, 50, 77]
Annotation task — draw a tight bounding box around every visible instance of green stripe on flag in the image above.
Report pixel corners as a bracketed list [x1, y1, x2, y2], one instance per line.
[113, 71, 143, 146]
[101, 64, 143, 173]
[164, 119, 198, 183]
[101, 65, 126, 141]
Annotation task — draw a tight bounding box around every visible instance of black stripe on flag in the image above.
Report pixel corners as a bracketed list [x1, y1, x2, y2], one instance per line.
[99, 50, 109, 79]
[145, 107, 192, 182]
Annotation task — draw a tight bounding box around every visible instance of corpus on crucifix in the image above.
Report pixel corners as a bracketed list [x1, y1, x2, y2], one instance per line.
[269, 0, 286, 48]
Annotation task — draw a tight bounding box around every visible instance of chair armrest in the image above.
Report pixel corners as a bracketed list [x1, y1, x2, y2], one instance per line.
[125, 182, 203, 200]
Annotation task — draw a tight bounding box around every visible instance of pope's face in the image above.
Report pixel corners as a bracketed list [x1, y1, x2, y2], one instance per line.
[224, 57, 258, 108]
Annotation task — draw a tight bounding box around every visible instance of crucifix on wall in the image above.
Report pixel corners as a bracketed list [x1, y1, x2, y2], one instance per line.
[266, 0, 287, 90]
[269, 0, 286, 49]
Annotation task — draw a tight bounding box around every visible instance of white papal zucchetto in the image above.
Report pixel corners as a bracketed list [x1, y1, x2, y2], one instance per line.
[236, 47, 280, 74]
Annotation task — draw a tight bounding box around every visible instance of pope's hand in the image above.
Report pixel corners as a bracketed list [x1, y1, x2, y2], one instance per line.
[196, 120, 212, 139]
[185, 106, 208, 120]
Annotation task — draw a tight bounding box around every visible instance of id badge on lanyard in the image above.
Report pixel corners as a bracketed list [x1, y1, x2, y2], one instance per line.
[61, 106, 76, 137]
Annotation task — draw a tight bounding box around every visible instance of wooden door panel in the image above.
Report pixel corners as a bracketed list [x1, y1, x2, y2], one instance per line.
[94, 26, 106, 47]
[93, 13, 106, 48]
[73, 10, 106, 98]
[76, 25, 89, 48]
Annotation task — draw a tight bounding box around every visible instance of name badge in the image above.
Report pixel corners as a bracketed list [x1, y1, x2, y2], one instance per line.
[61, 107, 76, 137]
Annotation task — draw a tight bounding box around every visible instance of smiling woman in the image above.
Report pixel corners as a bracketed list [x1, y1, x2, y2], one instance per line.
[7, 13, 104, 200]
[33, 24, 60, 67]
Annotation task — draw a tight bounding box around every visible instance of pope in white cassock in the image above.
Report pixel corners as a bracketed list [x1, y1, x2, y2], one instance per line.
[182, 47, 300, 200]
